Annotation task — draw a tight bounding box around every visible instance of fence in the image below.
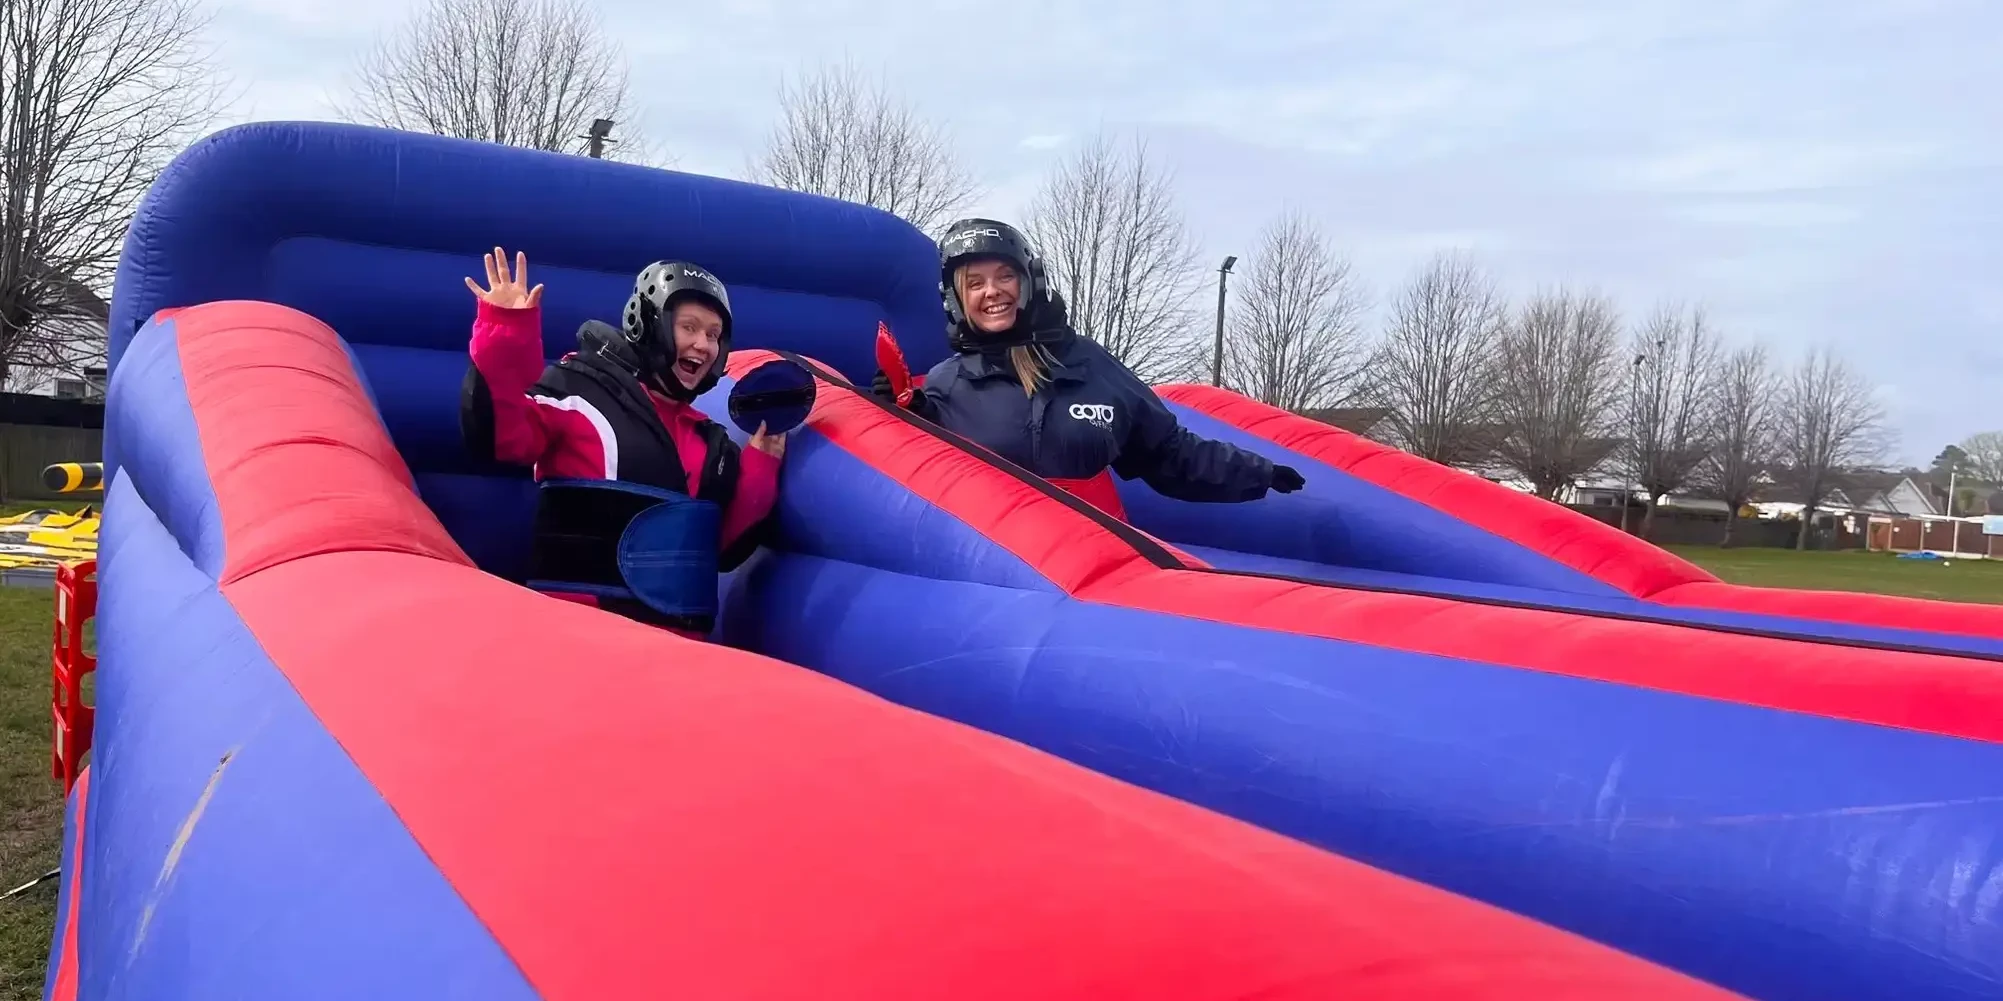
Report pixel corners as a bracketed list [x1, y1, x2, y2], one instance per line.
[1865, 517, 1999, 558]
[1565, 503, 1862, 550]
[0, 393, 103, 503]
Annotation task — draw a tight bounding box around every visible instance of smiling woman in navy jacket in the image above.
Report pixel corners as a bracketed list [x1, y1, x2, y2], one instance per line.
[872, 218, 1304, 520]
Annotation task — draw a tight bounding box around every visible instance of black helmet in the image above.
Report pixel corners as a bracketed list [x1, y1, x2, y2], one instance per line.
[938, 218, 1064, 354]
[621, 261, 733, 400]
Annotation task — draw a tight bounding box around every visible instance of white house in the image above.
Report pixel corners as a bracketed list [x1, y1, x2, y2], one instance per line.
[1847, 476, 1939, 518]
[6, 290, 108, 400]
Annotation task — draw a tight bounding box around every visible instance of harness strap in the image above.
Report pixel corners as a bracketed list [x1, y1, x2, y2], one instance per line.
[529, 479, 722, 633]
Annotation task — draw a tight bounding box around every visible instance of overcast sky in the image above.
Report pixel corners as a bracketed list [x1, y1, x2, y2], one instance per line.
[208, 0, 2000, 464]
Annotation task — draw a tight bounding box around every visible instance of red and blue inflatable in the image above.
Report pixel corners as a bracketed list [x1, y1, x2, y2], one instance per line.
[50, 121, 2003, 1000]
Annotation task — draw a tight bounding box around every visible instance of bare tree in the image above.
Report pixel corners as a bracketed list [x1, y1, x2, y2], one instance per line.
[1023, 132, 1200, 381]
[1368, 251, 1505, 467]
[1220, 209, 1369, 411]
[0, 0, 224, 387]
[340, 0, 652, 162]
[1779, 346, 1889, 550]
[1693, 344, 1778, 546]
[1623, 302, 1722, 536]
[1491, 288, 1623, 500]
[1959, 431, 2003, 483]
[750, 60, 976, 233]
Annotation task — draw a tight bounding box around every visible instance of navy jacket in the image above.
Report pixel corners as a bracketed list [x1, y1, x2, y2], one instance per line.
[916, 332, 1277, 502]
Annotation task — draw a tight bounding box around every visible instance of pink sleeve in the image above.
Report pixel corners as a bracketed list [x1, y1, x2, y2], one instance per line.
[469, 299, 608, 476]
[720, 445, 781, 548]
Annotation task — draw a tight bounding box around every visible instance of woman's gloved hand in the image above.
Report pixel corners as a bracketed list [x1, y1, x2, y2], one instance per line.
[1270, 465, 1306, 493]
[870, 368, 935, 419]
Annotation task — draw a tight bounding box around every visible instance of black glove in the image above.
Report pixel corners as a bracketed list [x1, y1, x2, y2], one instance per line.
[1024, 288, 1070, 331]
[869, 369, 935, 419]
[1270, 464, 1305, 494]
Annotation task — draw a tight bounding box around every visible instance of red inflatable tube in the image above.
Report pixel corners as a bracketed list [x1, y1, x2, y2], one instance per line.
[1161, 385, 2003, 642]
[161, 301, 1740, 999]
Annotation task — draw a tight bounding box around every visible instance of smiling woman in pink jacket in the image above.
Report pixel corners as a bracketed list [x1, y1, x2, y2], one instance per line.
[459, 248, 782, 637]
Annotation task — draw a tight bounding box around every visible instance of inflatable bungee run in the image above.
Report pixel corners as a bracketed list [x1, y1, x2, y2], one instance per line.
[47, 121, 2003, 1000]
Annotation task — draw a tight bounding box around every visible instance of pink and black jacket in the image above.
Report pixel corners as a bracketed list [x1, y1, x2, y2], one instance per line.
[459, 300, 778, 633]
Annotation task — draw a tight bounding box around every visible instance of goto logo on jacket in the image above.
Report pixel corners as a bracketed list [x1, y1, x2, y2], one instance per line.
[1068, 403, 1116, 431]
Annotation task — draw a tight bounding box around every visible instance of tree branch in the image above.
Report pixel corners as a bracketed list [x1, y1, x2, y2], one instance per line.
[1025, 132, 1200, 383]
[1490, 286, 1622, 499]
[336, 0, 655, 163]
[1366, 251, 1505, 467]
[1222, 208, 1369, 411]
[0, 0, 224, 385]
[749, 60, 976, 234]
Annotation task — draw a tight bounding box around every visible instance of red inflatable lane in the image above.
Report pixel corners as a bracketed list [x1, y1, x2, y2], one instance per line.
[177, 301, 1741, 999]
[1157, 385, 1712, 595]
[1653, 577, 2003, 639]
[47, 769, 87, 1001]
[167, 304, 469, 583]
[1163, 385, 2003, 642]
[791, 364, 2003, 745]
[731, 349, 1213, 586]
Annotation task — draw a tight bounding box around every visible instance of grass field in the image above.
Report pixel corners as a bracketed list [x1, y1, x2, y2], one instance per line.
[0, 587, 62, 1001]
[0, 534, 1990, 996]
[1668, 545, 2003, 605]
[0, 501, 92, 1000]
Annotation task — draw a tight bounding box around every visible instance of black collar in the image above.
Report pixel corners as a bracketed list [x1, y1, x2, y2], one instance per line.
[957, 328, 1090, 384]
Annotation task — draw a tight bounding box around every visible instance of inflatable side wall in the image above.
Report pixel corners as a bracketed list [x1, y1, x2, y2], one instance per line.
[1152, 385, 2003, 646]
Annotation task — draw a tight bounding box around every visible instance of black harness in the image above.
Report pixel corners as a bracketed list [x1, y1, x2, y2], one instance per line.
[461, 350, 772, 633]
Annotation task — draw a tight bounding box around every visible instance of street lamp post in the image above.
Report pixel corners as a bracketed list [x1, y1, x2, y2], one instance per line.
[583, 119, 616, 159]
[1623, 338, 1667, 535]
[1622, 352, 1644, 533]
[1949, 467, 1961, 555]
[1210, 255, 1237, 387]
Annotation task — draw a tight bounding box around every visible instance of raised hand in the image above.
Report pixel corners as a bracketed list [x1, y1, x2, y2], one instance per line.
[464, 247, 544, 310]
[748, 421, 787, 460]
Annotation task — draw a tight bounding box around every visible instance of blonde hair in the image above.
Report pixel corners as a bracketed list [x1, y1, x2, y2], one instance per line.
[955, 267, 1050, 397]
[1009, 345, 1052, 396]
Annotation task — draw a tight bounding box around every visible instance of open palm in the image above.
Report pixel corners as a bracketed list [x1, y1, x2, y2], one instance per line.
[465, 247, 543, 309]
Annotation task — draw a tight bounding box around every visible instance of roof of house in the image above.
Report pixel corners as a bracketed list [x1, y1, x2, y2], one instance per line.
[1754, 466, 1946, 515]
[27, 264, 109, 324]
[1481, 430, 1624, 472]
[1572, 436, 1625, 471]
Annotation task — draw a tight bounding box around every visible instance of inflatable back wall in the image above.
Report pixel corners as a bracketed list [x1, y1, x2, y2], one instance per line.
[108, 121, 951, 578]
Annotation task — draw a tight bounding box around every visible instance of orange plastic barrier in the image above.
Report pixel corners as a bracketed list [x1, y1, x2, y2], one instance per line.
[51, 560, 96, 794]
